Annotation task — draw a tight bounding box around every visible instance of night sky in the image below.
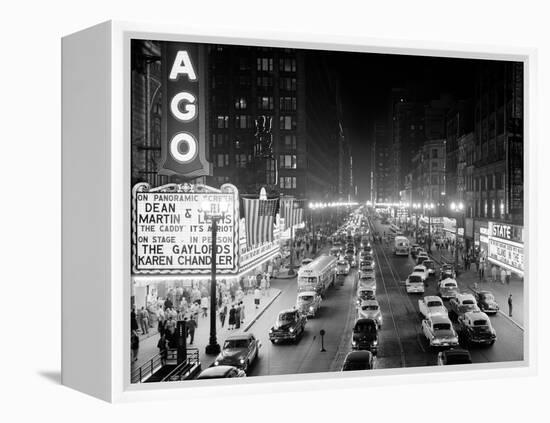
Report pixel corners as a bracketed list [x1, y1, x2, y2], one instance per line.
[333, 52, 478, 200]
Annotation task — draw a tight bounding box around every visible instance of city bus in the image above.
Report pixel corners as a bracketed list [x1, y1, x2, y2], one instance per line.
[297, 254, 337, 298]
[394, 236, 410, 256]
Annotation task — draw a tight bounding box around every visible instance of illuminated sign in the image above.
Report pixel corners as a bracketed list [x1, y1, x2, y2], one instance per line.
[132, 183, 238, 274]
[160, 43, 210, 177]
[487, 222, 524, 275]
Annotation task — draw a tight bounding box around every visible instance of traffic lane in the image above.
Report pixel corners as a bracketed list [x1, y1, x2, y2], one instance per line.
[247, 269, 357, 376]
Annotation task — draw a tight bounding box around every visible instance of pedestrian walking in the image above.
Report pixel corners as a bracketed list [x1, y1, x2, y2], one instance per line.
[508, 294, 513, 317]
[186, 316, 197, 344]
[235, 304, 241, 329]
[239, 301, 246, 324]
[164, 316, 176, 348]
[157, 334, 168, 366]
[500, 267, 507, 285]
[228, 304, 236, 330]
[219, 303, 227, 328]
[491, 265, 498, 283]
[131, 330, 139, 362]
[254, 288, 261, 309]
[200, 296, 208, 317]
[138, 306, 149, 335]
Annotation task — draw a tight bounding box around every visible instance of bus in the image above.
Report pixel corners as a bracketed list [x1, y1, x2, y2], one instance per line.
[394, 236, 410, 256]
[297, 254, 337, 298]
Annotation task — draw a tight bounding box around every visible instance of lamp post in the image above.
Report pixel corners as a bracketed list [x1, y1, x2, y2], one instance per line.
[200, 199, 230, 356]
[450, 202, 465, 269]
[424, 202, 435, 252]
[412, 203, 421, 242]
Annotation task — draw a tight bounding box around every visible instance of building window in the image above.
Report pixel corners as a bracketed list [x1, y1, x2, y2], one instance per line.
[280, 77, 297, 91]
[257, 96, 274, 110]
[280, 96, 297, 111]
[235, 115, 252, 129]
[238, 76, 251, 88]
[238, 58, 250, 71]
[279, 57, 296, 72]
[279, 154, 297, 169]
[283, 134, 297, 150]
[491, 200, 496, 218]
[432, 149, 438, 159]
[216, 153, 229, 168]
[257, 57, 273, 72]
[280, 115, 297, 130]
[235, 153, 248, 168]
[484, 200, 488, 217]
[234, 97, 247, 110]
[216, 115, 229, 129]
[432, 161, 438, 168]
[211, 133, 229, 149]
[257, 76, 273, 89]
[499, 200, 505, 217]
[279, 176, 297, 189]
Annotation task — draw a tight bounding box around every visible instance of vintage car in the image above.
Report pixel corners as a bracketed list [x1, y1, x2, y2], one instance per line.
[421, 315, 459, 348]
[329, 247, 341, 257]
[345, 252, 357, 268]
[417, 253, 429, 265]
[357, 299, 382, 327]
[405, 273, 425, 294]
[214, 333, 261, 373]
[418, 295, 447, 318]
[359, 273, 376, 287]
[362, 254, 375, 265]
[296, 291, 322, 317]
[437, 348, 472, 365]
[474, 290, 500, 315]
[410, 244, 421, 257]
[422, 259, 436, 276]
[197, 365, 246, 379]
[359, 265, 375, 279]
[438, 278, 459, 299]
[440, 264, 456, 280]
[457, 310, 497, 346]
[341, 351, 375, 371]
[358, 277, 377, 293]
[448, 293, 480, 321]
[356, 286, 376, 304]
[351, 318, 379, 354]
[269, 309, 307, 344]
[411, 264, 429, 281]
[337, 259, 351, 276]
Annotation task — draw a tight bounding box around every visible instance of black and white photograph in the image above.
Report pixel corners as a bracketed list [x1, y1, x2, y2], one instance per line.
[129, 38, 525, 384]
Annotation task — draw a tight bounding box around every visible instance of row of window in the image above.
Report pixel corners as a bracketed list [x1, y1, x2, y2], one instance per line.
[233, 96, 297, 111]
[213, 76, 297, 91]
[474, 199, 506, 219]
[215, 115, 297, 130]
[280, 176, 297, 189]
[467, 173, 505, 192]
[255, 57, 297, 73]
[211, 134, 297, 150]
[213, 154, 298, 169]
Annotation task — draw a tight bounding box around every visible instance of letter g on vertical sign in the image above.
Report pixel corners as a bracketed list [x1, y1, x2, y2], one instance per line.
[159, 43, 211, 177]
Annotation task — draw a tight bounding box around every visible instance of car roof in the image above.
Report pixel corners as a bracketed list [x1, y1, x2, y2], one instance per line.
[424, 295, 442, 302]
[344, 351, 373, 362]
[414, 264, 427, 269]
[456, 293, 476, 301]
[297, 291, 317, 297]
[463, 310, 489, 320]
[360, 299, 379, 307]
[443, 348, 470, 357]
[430, 315, 452, 324]
[225, 333, 253, 340]
[197, 366, 236, 378]
[354, 317, 377, 324]
[278, 308, 297, 315]
[440, 278, 457, 284]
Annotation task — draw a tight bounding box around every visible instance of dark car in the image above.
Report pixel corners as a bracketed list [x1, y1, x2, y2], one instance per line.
[214, 333, 261, 373]
[197, 365, 246, 379]
[457, 310, 497, 346]
[437, 348, 472, 365]
[440, 264, 456, 280]
[474, 290, 500, 315]
[341, 351, 375, 371]
[269, 309, 307, 344]
[351, 318, 378, 354]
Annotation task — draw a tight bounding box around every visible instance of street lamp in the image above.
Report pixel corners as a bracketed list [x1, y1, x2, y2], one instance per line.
[450, 201, 465, 269]
[200, 199, 231, 355]
[424, 202, 435, 251]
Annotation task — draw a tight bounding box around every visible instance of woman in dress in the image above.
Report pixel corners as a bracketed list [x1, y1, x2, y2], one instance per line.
[228, 304, 236, 330]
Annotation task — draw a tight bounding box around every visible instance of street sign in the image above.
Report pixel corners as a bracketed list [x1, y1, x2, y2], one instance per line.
[132, 183, 238, 274]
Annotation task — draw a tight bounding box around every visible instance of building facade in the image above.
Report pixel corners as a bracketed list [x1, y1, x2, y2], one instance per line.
[372, 121, 393, 203]
[411, 139, 446, 213]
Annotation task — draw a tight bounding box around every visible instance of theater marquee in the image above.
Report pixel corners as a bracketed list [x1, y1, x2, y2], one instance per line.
[487, 221, 524, 275]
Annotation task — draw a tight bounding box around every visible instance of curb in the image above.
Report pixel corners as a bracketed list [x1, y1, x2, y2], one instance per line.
[243, 289, 283, 332]
[467, 285, 524, 331]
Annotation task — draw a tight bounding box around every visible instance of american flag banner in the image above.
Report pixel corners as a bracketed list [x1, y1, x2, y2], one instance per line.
[242, 198, 279, 248]
[291, 200, 304, 228]
[280, 197, 294, 230]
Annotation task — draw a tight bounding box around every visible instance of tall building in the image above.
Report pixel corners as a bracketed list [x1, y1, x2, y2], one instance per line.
[372, 121, 393, 203]
[411, 139, 446, 212]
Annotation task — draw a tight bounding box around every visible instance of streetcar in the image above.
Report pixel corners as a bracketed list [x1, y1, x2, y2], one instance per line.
[394, 235, 410, 256]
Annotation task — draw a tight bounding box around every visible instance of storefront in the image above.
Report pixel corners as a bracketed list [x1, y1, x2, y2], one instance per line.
[474, 220, 489, 258]
[487, 221, 524, 276]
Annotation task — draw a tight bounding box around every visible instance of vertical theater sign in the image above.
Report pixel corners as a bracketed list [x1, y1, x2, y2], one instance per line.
[487, 222, 524, 276]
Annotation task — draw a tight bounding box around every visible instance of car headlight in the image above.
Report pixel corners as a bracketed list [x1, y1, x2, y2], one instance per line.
[289, 327, 294, 333]
[309, 306, 314, 311]
[432, 339, 441, 345]
[269, 328, 273, 333]
[214, 361, 220, 366]
[239, 358, 245, 364]
[352, 340, 357, 346]
[378, 316, 382, 321]
[372, 340, 378, 346]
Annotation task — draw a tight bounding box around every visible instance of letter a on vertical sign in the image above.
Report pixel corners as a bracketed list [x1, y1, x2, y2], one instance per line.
[160, 43, 211, 177]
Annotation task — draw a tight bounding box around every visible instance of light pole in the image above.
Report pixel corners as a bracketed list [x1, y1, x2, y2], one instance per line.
[450, 202, 465, 269]
[412, 203, 421, 242]
[424, 202, 435, 252]
[200, 199, 230, 356]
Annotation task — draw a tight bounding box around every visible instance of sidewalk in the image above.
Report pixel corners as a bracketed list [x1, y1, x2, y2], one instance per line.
[131, 286, 282, 375]
[430, 248, 524, 329]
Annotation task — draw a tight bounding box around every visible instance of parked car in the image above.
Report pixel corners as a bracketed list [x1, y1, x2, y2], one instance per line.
[474, 290, 500, 315]
[448, 293, 480, 321]
[356, 286, 376, 304]
[437, 348, 472, 365]
[411, 264, 429, 281]
[417, 255, 429, 266]
[421, 315, 459, 348]
[296, 291, 322, 317]
[410, 244, 421, 257]
[329, 247, 341, 257]
[197, 365, 246, 379]
[457, 310, 497, 346]
[337, 259, 350, 276]
[214, 333, 261, 373]
[351, 318, 379, 354]
[345, 253, 356, 268]
[269, 309, 307, 344]
[341, 351, 375, 371]
[440, 264, 456, 280]
[438, 278, 459, 300]
[359, 265, 375, 279]
[418, 295, 448, 319]
[422, 259, 436, 276]
[405, 273, 425, 294]
[357, 299, 382, 327]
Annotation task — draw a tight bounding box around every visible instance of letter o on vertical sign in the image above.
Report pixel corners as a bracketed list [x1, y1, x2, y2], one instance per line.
[170, 133, 198, 164]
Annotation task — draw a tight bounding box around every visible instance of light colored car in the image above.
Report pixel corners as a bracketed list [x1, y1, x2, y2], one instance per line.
[197, 365, 246, 379]
[356, 286, 376, 304]
[337, 259, 350, 276]
[422, 259, 436, 275]
[357, 299, 382, 327]
[421, 315, 459, 348]
[438, 278, 459, 299]
[296, 290, 322, 317]
[412, 265, 429, 281]
[448, 293, 480, 320]
[405, 273, 425, 294]
[418, 296, 447, 318]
